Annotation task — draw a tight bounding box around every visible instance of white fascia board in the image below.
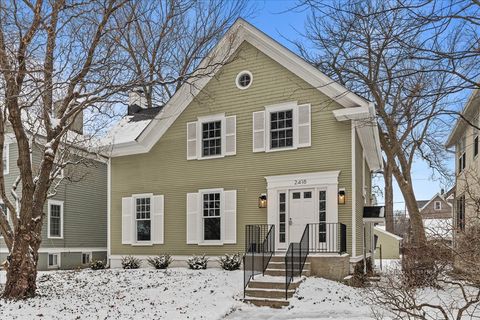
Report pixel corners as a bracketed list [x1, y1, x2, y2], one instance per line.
[332, 106, 370, 121]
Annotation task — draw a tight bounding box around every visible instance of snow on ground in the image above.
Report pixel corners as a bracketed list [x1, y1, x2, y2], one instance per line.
[226, 276, 372, 320]
[0, 268, 378, 320]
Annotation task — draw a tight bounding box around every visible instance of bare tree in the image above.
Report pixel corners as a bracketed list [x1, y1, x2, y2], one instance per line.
[296, 0, 471, 245]
[0, 0, 246, 300]
[112, 0, 251, 108]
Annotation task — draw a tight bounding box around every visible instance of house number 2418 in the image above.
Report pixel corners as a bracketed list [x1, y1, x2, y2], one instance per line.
[294, 179, 307, 185]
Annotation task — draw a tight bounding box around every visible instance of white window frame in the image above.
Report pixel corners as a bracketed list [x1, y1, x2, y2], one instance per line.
[132, 193, 153, 244]
[265, 102, 298, 153]
[235, 70, 253, 90]
[3, 143, 9, 175]
[197, 114, 226, 160]
[458, 134, 466, 173]
[81, 252, 92, 265]
[47, 199, 64, 239]
[434, 201, 442, 211]
[47, 253, 60, 269]
[199, 188, 224, 245]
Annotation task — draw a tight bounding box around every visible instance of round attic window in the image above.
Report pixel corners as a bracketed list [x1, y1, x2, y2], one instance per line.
[235, 71, 253, 90]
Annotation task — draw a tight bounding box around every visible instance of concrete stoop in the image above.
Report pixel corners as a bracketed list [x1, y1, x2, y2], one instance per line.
[243, 257, 308, 308]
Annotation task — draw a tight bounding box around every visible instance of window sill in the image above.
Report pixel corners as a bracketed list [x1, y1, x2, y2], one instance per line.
[131, 242, 153, 246]
[48, 236, 63, 240]
[265, 146, 298, 153]
[198, 241, 224, 246]
[197, 154, 225, 160]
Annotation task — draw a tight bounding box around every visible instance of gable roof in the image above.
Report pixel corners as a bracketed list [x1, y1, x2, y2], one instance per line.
[418, 192, 453, 213]
[446, 89, 479, 148]
[107, 19, 382, 169]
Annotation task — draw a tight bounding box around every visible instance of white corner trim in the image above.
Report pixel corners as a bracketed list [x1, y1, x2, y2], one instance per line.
[47, 199, 64, 239]
[351, 121, 356, 257]
[107, 158, 111, 262]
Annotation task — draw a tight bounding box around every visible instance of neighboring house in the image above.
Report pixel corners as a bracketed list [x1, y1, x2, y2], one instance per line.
[374, 226, 402, 260]
[0, 115, 108, 270]
[417, 189, 454, 241]
[106, 19, 383, 278]
[446, 89, 480, 236]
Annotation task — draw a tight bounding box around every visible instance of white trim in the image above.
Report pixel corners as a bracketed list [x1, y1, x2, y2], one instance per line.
[196, 113, 227, 160]
[0, 247, 107, 254]
[434, 200, 442, 210]
[47, 253, 61, 269]
[110, 19, 374, 157]
[47, 199, 64, 239]
[132, 193, 154, 246]
[374, 226, 403, 241]
[351, 121, 356, 257]
[107, 158, 111, 263]
[264, 101, 299, 153]
[235, 70, 253, 90]
[198, 188, 224, 245]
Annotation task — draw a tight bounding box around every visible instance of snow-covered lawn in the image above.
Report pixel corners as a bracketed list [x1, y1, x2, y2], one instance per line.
[0, 268, 376, 320]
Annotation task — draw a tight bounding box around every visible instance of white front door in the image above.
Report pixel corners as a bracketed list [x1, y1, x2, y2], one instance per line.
[288, 190, 315, 243]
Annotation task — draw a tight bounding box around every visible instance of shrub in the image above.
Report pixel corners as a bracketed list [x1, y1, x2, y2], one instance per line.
[187, 254, 208, 270]
[147, 254, 173, 269]
[218, 253, 242, 271]
[90, 260, 107, 270]
[121, 256, 141, 269]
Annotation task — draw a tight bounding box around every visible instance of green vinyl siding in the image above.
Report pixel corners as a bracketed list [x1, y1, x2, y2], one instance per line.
[0, 141, 107, 252]
[111, 41, 355, 256]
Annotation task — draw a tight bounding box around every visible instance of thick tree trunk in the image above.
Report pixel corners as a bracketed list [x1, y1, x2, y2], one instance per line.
[384, 162, 395, 233]
[2, 227, 40, 299]
[396, 178, 427, 246]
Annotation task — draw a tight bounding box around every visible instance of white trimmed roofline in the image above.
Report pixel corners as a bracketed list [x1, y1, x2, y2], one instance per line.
[446, 89, 479, 148]
[109, 18, 382, 169]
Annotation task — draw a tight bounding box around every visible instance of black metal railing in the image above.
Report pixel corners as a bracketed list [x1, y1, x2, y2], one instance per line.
[308, 222, 347, 254]
[243, 224, 275, 298]
[285, 224, 309, 299]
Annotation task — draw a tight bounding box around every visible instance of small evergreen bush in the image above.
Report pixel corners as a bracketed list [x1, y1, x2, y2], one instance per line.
[187, 254, 208, 270]
[121, 256, 141, 269]
[90, 260, 107, 270]
[147, 254, 173, 269]
[218, 253, 242, 271]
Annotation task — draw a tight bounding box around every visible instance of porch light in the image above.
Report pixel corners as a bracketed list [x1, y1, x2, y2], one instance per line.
[338, 188, 346, 204]
[258, 194, 267, 208]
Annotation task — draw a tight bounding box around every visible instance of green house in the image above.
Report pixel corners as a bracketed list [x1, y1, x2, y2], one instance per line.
[107, 19, 383, 275]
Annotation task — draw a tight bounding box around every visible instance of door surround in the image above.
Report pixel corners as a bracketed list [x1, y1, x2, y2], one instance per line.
[265, 171, 340, 250]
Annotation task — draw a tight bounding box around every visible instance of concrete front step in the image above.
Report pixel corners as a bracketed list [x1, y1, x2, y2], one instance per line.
[267, 261, 311, 270]
[264, 268, 310, 277]
[248, 279, 302, 290]
[245, 288, 295, 299]
[244, 297, 290, 308]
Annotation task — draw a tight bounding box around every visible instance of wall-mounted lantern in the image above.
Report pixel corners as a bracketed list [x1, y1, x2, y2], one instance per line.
[338, 188, 346, 204]
[258, 194, 267, 208]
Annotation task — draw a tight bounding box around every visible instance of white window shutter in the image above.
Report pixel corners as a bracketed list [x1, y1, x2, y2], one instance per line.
[297, 104, 311, 147]
[152, 195, 164, 244]
[122, 197, 133, 244]
[186, 192, 199, 244]
[223, 190, 237, 244]
[225, 116, 236, 156]
[253, 111, 266, 152]
[187, 122, 198, 160]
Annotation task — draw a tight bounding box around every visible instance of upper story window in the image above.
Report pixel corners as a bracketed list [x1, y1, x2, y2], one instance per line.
[235, 71, 252, 90]
[458, 134, 466, 173]
[434, 201, 441, 210]
[253, 101, 311, 153]
[474, 116, 479, 158]
[135, 196, 151, 242]
[202, 121, 222, 157]
[187, 114, 236, 160]
[48, 200, 63, 239]
[270, 110, 293, 149]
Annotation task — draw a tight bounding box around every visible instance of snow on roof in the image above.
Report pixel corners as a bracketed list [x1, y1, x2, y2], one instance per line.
[374, 225, 403, 240]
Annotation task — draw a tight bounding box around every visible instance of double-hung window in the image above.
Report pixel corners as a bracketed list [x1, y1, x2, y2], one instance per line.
[458, 135, 466, 173]
[135, 197, 151, 242]
[456, 195, 465, 231]
[202, 192, 221, 241]
[202, 121, 222, 157]
[48, 200, 63, 238]
[474, 116, 479, 158]
[270, 110, 293, 149]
